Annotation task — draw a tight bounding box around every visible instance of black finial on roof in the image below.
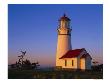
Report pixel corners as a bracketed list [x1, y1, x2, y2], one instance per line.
[63, 13, 66, 17]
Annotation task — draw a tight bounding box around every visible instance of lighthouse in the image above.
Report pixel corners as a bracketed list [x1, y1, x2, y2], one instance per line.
[56, 14, 92, 69]
[56, 14, 72, 67]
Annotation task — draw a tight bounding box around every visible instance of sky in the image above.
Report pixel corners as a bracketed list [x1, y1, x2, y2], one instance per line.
[8, 4, 103, 67]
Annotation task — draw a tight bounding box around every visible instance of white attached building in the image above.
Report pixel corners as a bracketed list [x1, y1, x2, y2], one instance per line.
[59, 48, 92, 70]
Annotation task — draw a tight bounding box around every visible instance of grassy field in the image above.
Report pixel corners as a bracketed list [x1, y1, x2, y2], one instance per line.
[8, 69, 103, 79]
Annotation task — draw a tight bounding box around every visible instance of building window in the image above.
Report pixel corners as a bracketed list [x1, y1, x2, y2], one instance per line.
[72, 60, 74, 66]
[65, 60, 67, 66]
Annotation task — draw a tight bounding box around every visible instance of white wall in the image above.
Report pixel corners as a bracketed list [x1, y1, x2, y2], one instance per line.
[85, 56, 91, 69]
[56, 33, 72, 66]
[80, 58, 85, 70]
[80, 57, 91, 70]
[61, 58, 78, 69]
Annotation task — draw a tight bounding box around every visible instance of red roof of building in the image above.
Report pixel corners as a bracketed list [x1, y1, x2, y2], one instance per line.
[59, 49, 83, 59]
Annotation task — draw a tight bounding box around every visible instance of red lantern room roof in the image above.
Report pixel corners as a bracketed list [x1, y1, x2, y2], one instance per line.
[59, 14, 70, 21]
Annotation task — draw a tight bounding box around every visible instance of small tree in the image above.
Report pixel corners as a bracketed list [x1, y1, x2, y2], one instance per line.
[13, 50, 40, 70]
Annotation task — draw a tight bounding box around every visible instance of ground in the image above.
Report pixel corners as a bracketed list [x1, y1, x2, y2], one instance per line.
[8, 69, 103, 79]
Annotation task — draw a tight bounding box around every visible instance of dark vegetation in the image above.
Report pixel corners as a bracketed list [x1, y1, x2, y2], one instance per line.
[8, 68, 103, 79]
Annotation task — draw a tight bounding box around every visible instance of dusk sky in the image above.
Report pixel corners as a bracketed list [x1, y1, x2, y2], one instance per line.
[8, 4, 103, 67]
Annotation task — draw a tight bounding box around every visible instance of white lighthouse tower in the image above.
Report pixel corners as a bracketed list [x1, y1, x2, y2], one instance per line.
[56, 14, 72, 67]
